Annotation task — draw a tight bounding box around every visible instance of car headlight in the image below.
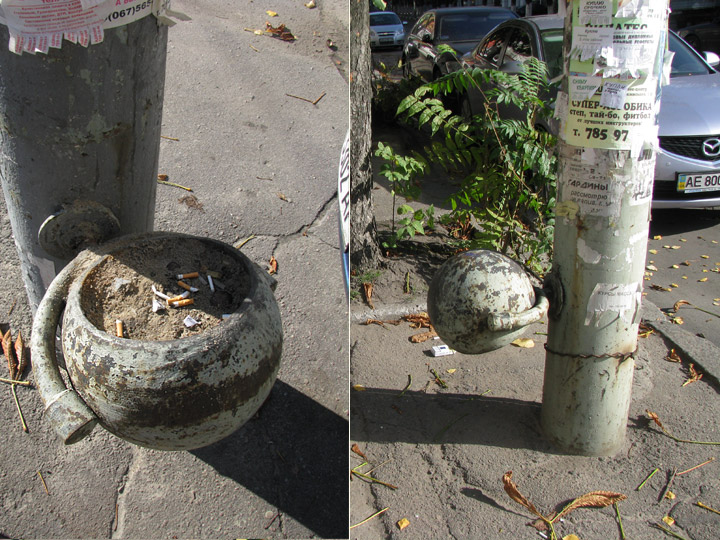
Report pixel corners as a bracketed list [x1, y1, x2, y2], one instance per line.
[370, 29, 377, 39]
[395, 30, 405, 38]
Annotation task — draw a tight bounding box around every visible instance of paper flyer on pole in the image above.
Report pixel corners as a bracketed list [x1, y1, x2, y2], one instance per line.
[0, 0, 171, 54]
[561, 0, 669, 151]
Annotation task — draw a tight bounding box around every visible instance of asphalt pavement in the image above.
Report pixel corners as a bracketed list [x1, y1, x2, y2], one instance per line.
[0, 2, 348, 539]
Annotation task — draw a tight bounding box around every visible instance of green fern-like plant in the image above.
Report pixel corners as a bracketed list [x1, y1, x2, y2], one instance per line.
[394, 57, 557, 275]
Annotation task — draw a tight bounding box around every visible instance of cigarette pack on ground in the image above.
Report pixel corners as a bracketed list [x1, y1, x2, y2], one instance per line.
[431, 345, 454, 357]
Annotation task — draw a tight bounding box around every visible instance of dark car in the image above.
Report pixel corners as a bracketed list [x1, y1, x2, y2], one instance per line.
[461, 15, 720, 209]
[676, 19, 720, 56]
[401, 7, 517, 82]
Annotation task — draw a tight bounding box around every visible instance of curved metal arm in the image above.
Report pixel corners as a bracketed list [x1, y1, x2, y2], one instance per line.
[31, 252, 98, 444]
[487, 287, 549, 333]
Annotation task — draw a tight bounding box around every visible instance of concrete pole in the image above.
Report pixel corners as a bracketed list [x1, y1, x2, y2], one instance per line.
[0, 15, 167, 311]
[541, 0, 669, 455]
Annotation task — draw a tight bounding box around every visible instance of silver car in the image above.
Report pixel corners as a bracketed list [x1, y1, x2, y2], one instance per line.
[369, 11, 406, 49]
[460, 15, 720, 209]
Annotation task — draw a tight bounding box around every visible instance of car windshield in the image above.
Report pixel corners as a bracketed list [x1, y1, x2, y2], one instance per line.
[370, 13, 401, 26]
[438, 13, 513, 42]
[540, 29, 564, 79]
[668, 32, 713, 76]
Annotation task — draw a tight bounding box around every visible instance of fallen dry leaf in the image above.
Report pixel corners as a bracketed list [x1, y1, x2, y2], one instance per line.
[502, 471, 543, 519]
[363, 282, 374, 310]
[352, 384, 366, 392]
[351, 443, 367, 460]
[397, 518, 410, 531]
[662, 515, 675, 526]
[277, 192, 288, 201]
[403, 313, 431, 328]
[268, 256, 278, 275]
[265, 22, 296, 41]
[672, 317, 684, 325]
[653, 235, 662, 240]
[563, 536, 580, 540]
[666, 349, 682, 363]
[410, 328, 437, 343]
[266, 10, 278, 17]
[556, 491, 627, 520]
[2, 329, 17, 380]
[665, 490, 676, 500]
[446, 368, 456, 374]
[638, 323, 654, 338]
[673, 300, 691, 312]
[304, 0, 316, 8]
[682, 363, 703, 387]
[511, 338, 535, 348]
[650, 284, 672, 292]
[178, 194, 204, 211]
[14, 332, 27, 381]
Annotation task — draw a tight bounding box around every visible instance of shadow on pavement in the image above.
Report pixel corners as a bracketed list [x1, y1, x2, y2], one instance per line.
[351, 388, 557, 452]
[649, 208, 720, 236]
[192, 380, 348, 539]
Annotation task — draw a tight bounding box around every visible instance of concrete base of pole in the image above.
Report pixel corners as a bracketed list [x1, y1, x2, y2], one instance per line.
[0, 16, 168, 311]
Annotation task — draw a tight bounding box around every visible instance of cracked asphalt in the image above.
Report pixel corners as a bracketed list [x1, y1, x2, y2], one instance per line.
[0, 1, 348, 538]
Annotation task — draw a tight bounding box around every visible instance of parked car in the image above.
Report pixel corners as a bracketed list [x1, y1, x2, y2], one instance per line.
[676, 19, 720, 57]
[369, 11, 406, 49]
[460, 15, 720, 209]
[401, 7, 517, 82]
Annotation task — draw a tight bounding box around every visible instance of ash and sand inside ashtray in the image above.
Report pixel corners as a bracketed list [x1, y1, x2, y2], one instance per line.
[80, 238, 250, 341]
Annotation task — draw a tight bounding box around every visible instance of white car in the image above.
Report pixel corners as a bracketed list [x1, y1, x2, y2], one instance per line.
[369, 11, 406, 49]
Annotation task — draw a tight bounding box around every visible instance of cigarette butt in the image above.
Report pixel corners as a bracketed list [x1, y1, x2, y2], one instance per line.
[152, 285, 171, 301]
[181, 290, 191, 299]
[177, 281, 199, 293]
[166, 295, 186, 305]
[171, 298, 195, 308]
[115, 320, 124, 338]
[177, 272, 199, 280]
[207, 274, 215, 292]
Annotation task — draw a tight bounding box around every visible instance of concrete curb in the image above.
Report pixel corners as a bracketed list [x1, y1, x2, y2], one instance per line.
[352, 298, 720, 385]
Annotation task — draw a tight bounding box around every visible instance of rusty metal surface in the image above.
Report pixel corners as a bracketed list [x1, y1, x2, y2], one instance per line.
[427, 250, 536, 354]
[33, 231, 283, 451]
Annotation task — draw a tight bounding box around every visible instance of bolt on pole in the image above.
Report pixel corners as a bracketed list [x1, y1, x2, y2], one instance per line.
[541, 0, 670, 455]
[0, 15, 168, 312]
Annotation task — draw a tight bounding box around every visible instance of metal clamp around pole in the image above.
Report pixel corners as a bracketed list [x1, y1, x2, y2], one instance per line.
[487, 287, 549, 332]
[30, 252, 99, 444]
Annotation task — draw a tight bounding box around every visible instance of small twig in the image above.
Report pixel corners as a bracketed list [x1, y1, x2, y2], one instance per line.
[160, 135, 179, 141]
[398, 374, 412, 397]
[11, 385, 28, 432]
[264, 512, 281, 529]
[636, 467, 659, 490]
[652, 523, 690, 540]
[37, 471, 49, 495]
[404, 271, 410, 294]
[351, 470, 397, 490]
[696, 501, 720, 516]
[114, 503, 118, 531]
[249, 44, 259, 52]
[659, 468, 677, 502]
[350, 507, 389, 529]
[234, 234, 255, 250]
[285, 92, 326, 105]
[0, 377, 31, 386]
[677, 457, 715, 476]
[364, 459, 392, 476]
[432, 413, 469, 442]
[6, 299, 16, 317]
[614, 503, 626, 539]
[157, 178, 193, 192]
[430, 368, 447, 389]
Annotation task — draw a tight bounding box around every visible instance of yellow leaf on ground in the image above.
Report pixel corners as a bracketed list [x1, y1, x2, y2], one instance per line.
[701, 255, 710, 259]
[352, 384, 366, 392]
[662, 515, 675, 526]
[665, 490, 676, 500]
[699, 277, 708, 282]
[397, 518, 410, 530]
[511, 338, 535, 348]
[673, 317, 684, 325]
[563, 535, 581, 540]
[653, 235, 662, 240]
[649, 249, 658, 254]
[266, 10, 278, 16]
[446, 368, 456, 374]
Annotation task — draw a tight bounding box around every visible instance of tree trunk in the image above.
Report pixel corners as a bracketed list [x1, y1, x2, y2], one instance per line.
[350, 0, 381, 271]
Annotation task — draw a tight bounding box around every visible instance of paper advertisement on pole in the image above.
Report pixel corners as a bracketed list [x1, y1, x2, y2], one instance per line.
[561, 0, 668, 151]
[0, 0, 171, 54]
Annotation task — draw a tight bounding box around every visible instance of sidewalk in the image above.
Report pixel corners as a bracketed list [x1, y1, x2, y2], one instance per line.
[350, 296, 720, 539]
